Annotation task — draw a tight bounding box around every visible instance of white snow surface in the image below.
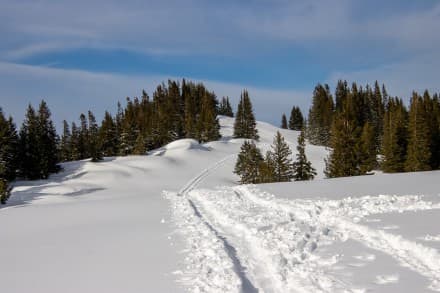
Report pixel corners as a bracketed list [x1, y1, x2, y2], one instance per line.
[2, 116, 440, 292]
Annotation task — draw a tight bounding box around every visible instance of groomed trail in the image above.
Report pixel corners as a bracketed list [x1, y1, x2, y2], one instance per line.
[166, 180, 440, 293]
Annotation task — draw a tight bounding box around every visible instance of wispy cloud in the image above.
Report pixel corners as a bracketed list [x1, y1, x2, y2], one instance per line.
[0, 62, 310, 127]
[2, 0, 440, 60]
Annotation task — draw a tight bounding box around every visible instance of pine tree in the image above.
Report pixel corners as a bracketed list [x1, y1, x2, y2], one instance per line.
[405, 92, 431, 171]
[60, 120, 71, 162]
[358, 122, 377, 174]
[0, 109, 18, 181]
[197, 91, 221, 143]
[233, 90, 258, 140]
[88, 111, 102, 162]
[78, 113, 89, 159]
[281, 114, 288, 129]
[19, 105, 43, 179]
[36, 100, 59, 178]
[133, 133, 147, 155]
[0, 176, 12, 204]
[259, 151, 276, 183]
[70, 122, 81, 161]
[292, 129, 316, 180]
[218, 97, 234, 117]
[308, 84, 334, 146]
[430, 93, 440, 169]
[0, 109, 18, 204]
[268, 131, 294, 182]
[325, 113, 360, 178]
[381, 98, 408, 172]
[234, 141, 263, 184]
[289, 106, 304, 130]
[99, 111, 118, 157]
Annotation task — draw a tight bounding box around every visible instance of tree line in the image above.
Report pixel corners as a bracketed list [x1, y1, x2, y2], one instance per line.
[286, 80, 440, 177]
[0, 79, 235, 203]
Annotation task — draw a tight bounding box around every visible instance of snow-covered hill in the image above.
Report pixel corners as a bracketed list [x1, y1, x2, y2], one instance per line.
[1, 116, 439, 292]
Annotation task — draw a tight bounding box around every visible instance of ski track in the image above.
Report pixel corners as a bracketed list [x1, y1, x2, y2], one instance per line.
[166, 154, 440, 292]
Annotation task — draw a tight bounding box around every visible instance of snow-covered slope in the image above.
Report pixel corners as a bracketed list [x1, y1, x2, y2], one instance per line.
[1, 116, 439, 293]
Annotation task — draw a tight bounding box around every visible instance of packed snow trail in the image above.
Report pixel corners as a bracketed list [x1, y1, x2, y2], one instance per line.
[178, 154, 236, 196]
[167, 183, 440, 292]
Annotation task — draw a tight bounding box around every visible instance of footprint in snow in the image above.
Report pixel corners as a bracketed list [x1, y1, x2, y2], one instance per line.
[374, 274, 399, 285]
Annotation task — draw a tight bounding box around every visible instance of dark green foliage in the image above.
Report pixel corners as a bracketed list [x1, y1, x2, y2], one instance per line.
[268, 131, 294, 182]
[78, 113, 89, 159]
[0, 109, 18, 181]
[281, 114, 288, 129]
[59, 120, 71, 162]
[132, 133, 147, 155]
[292, 129, 316, 181]
[430, 93, 440, 169]
[307, 84, 334, 146]
[0, 178, 12, 204]
[325, 113, 361, 178]
[233, 90, 259, 140]
[19, 102, 59, 180]
[88, 111, 102, 162]
[358, 122, 377, 173]
[70, 122, 81, 161]
[0, 109, 18, 204]
[405, 92, 431, 172]
[218, 97, 234, 117]
[289, 106, 304, 131]
[197, 92, 221, 143]
[234, 141, 264, 184]
[381, 98, 408, 172]
[99, 111, 118, 157]
[259, 151, 276, 183]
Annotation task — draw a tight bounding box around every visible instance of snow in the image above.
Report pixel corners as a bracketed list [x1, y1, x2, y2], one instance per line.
[2, 115, 440, 292]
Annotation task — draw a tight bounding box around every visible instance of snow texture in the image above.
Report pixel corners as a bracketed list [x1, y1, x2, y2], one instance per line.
[1, 115, 440, 292]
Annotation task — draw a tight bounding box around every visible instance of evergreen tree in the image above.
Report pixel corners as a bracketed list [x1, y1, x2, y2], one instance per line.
[197, 91, 221, 143]
[88, 111, 102, 162]
[0, 109, 18, 181]
[59, 120, 71, 162]
[259, 151, 276, 183]
[70, 122, 81, 161]
[381, 98, 408, 172]
[99, 111, 118, 157]
[430, 93, 440, 169]
[233, 90, 258, 140]
[289, 106, 304, 130]
[234, 141, 263, 184]
[183, 80, 197, 139]
[133, 133, 147, 155]
[308, 84, 334, 146]
[36, 100, 59, 178]
[358, 122, 377, 174]
[281, 114, 288, 129]
[19, 101, 58, 179]
[268, 131, 294, 182]
[335, 80, 349, 112]
[292, 129, 316, 181]
[0, 177, 12, 204]
[405, 92, 431, 171]
[0, 109, 18, 204]
[19, 105, 42, 179]
[325, 113, 360, 178]
[78, 113, 89, 159]
[218, 97, 234, 117]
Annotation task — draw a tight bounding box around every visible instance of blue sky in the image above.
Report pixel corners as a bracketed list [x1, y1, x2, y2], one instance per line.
[1, 0, 440, 126]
